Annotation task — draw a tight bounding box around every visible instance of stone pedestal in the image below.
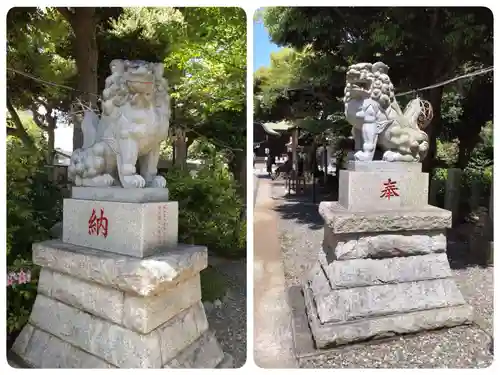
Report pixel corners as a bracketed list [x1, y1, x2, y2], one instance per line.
[301, 162, 473, 349]
[12, 188, 232, 368]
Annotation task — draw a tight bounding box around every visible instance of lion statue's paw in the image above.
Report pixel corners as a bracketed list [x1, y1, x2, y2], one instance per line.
[98, 174, 115, 186]
[382, 150, 398, 162]
[382, 150, 418, 162]
[122, 174, 146, 188]
[354, 150, 374, 161]
[149, 175, 167, 188]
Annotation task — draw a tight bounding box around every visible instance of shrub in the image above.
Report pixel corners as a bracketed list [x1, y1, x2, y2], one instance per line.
[164, 155, 246, 259]
[431, 122, 493, 221]
[6, 137, 62, 337]
[460, 121, 493, 211]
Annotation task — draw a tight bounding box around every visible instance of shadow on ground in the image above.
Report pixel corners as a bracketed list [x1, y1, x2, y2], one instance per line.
[446, 236, 492, 270]
[273, 201, 323, 230]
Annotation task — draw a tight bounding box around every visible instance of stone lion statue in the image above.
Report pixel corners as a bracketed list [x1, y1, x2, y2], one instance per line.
[68, 59, 171, 188]
[344, 61, 430, 162]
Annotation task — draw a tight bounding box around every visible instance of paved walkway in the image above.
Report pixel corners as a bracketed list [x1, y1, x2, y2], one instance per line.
[253, 173, 297, 368]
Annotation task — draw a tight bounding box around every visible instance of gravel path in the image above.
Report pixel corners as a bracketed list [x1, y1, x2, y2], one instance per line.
[271, 183, 494, 368]
[205, 258, 247, 368]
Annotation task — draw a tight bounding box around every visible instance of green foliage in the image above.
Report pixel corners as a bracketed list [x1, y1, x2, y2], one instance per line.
[464, 121, 493, 190]
[164, 158, 245, 259]
[8, 7, 246, 161]
[436, 139, 459, 166]
[431, 122, 493, 214]
[7, 8, 75, 112]
[108, 7, 247, 186]
[7, 131, 62, 335]
[258, 7, 493, 163]
[166, 7, 247, 156]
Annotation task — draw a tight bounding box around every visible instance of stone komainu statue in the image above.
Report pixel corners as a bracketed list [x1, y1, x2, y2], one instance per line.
[344, 61, 432, 162]
[68, 59, 171, 188]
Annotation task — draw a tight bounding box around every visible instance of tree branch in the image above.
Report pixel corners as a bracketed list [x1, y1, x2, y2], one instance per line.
[6, 98, 35, 147]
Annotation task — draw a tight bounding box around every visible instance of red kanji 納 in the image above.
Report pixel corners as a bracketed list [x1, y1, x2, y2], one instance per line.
[380, 178, 399, 200]
[88, 208, 109, 238]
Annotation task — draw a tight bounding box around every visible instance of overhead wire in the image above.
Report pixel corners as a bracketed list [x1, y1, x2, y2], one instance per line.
[7, 67, 243, 152]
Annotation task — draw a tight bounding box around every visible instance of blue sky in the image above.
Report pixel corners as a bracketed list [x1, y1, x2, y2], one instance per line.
[253, 21, 281, 72]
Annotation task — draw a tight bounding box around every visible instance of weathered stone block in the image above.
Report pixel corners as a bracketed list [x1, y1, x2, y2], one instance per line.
[309, 253, 452, 294]
[11, 324, 35, 356]
[29, 294, 163, 368]
[123, 275, 202, 334]
[314, 278, 466, 324]
[338, 169, 429, 211]
[63, 199, 178, 257]
[14, 326, 116, 368]
[164, 330, 224, 368]
[158, 301, 210, 364]
[33, 240, 207, 296]
[18, 293, 213, 368]
[303, 286, 473, 349]
[323, 229, 446, 260]
[72, 186, 169, 203]
[38, 268, 124, 324]
[319, 201, 452, 234]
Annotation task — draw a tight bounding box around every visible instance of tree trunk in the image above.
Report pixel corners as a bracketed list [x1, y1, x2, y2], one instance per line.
[229, 150, 246, 198]
[6, 98, 35, 148]
[174, 127, 187, 169]
[47, 122, 56, 164]
[58, 8, 99, 151]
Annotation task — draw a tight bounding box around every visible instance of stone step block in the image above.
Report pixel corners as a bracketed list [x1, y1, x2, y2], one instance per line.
[63, 198, 178, 257]
[37, 266, 202, 334]
[303, 286, 473, 349]
[157, 300, 209, 364]
[164, 330, 225, 368]
[28, 294, 163, 368]
[37, 268, 124, 324]
[12, 324, 116, 368]
[313, 278, 466, 325]
[338, 169, 429, 211]
[323, 229, 446, 260]
[319, 201, 451, 234]
[32, 240, 207, 296]
[309, 253, 453, 294]
[123, 274, 202, 334]
[18, 293, 210, 368]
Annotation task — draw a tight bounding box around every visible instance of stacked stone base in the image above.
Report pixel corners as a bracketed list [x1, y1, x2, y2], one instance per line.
[12, 240, 232, 368]
[301, 163, 474, 350]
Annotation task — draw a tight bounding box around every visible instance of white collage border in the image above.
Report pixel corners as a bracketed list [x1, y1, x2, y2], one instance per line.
[0, 1, 498, 374]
